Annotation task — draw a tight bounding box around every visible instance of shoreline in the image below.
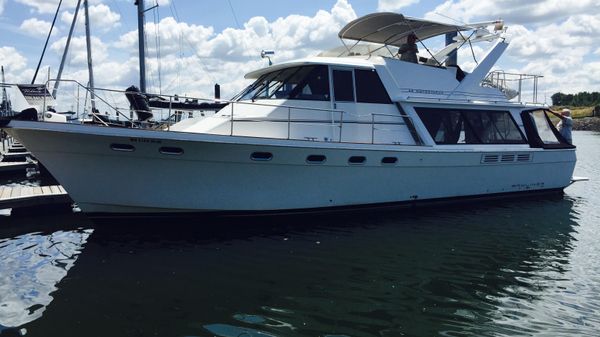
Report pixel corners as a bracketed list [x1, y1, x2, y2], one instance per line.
[573, 117, 600, 131]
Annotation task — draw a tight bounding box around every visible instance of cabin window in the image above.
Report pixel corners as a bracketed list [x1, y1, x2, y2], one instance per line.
[110, 144, 135, 152]
[348, 156, 366, 164]
[381, 157, 398, 164]
[238, 65, 330, 101]
[306, 155, 326, 163]
[250, 152, 273, 161]
[333, 70, 355, 102]
[415, 108, 526, 145]
[355, 69, 392, 104]
[159, 147, 184, 155]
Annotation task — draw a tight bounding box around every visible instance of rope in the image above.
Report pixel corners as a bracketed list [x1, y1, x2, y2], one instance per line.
[32, 0, 63, 84]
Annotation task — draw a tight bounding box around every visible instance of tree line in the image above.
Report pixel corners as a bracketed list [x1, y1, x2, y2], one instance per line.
[551, 92, 600, 107]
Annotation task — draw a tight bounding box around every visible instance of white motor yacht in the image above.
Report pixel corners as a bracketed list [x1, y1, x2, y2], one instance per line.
[1, 13, 578, 214]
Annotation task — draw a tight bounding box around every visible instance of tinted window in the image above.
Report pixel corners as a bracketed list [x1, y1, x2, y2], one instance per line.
[415, 108, 526, 144]
[333, 70, 354, 102]
[239, 66, 330, 101]
[355, 69, 391, 104]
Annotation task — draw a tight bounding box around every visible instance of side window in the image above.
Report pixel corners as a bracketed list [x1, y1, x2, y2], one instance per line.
[355, 69, 392, 104]
[333, 70, 354, 102]
[417, 108, 466, 144]
[289, 66, 330, 101]
[415, 108, 526, 144]
[462, 110, 525, 144]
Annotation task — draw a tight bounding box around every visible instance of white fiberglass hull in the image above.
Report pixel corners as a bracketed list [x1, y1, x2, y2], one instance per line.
[6, 121, 576, 214]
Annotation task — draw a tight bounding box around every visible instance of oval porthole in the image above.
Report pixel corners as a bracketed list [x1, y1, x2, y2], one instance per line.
[251, 152, 273, 161]
[159, 147, 184, 155]
[348, 156, 366, 164]
[381, 157, 397, 164]
[306, 154, 326, 164]
[110, 143, 135, 152]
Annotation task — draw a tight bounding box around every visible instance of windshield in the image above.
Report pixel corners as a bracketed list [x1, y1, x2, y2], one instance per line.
[238, 65, 330, 101]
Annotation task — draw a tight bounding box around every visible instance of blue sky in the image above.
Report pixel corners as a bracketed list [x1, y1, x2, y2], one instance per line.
[1, 0, 599, 102]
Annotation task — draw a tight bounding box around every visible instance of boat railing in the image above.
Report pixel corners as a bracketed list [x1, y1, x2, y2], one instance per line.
[225, 100, 416, 144]
[23, 79, 421, 145]
[46, 79, 137, 126]
[482, 71, 543, 104]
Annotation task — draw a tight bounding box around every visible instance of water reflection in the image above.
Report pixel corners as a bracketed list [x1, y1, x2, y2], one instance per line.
[0, 217, 92, 332]
[1, 193, 592, 337]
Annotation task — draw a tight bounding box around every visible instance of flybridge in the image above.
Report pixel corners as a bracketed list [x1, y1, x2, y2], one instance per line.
[331, 12, 505, 66]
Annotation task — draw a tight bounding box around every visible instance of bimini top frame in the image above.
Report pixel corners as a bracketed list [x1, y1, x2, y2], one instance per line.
[338, 12, 470, 48]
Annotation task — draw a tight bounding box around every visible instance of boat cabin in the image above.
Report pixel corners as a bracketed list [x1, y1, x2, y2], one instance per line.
[166, 13, 573, 149]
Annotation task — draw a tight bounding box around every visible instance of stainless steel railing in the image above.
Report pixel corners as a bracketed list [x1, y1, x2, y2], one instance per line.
[3, 79, 422, 145]
[482, 71, 544, 104]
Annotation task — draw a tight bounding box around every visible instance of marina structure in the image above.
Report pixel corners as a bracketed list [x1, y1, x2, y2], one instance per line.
[0, 13, 580, 214]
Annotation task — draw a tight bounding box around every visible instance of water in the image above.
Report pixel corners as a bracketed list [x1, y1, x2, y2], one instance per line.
[1, 131, 599, 337]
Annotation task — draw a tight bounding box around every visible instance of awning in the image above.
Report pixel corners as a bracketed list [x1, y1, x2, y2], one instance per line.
[338, 12, 469, 47]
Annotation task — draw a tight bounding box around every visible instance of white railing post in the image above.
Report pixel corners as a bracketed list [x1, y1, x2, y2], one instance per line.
[230, 102, 234, 136]
[339, 111, 344, 142]
[518, 74, 522, 103]
[371, 114, 375, 144]
[287, 107, 291, 140]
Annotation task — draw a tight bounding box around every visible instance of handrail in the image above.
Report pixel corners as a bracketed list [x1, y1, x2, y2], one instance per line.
[5, 79, 424, 145]
[46, 79, 134, 124]
[483, 70, 543, 104]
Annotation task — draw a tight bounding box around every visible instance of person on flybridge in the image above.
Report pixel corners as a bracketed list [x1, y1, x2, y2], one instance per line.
[397, 33, 419, 63]
[549, 108, 573, 144]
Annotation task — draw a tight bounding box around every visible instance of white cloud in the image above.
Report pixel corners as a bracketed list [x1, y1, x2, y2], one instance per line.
[377, 0, 420, 12]
[113, 0, 357, 98]
[0, 47, 28, 71]
[425, 0, 600, 25]
[0, 0, 5, 15]
[19, 18, 57, 37]
[60, 4, 121, 33]
[0, 47, 32, 83]
[50, 35, 108, 65]
[15, 0, 81, 14]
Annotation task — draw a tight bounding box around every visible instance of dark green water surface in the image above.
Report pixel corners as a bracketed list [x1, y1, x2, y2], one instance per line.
[1, 132, 599, 337]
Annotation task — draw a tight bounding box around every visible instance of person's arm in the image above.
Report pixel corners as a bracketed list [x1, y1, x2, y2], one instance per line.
[548, 110, 564, 119]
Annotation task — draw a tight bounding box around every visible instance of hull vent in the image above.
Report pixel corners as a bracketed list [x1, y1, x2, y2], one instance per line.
[481, 153, 532, 164]
[482, 154, 499, 163]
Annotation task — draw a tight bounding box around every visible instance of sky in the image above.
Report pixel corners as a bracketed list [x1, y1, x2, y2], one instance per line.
[0, 0, 599, 104]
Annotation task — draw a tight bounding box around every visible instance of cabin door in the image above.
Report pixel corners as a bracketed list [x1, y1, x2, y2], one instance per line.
[330, 67, 360, 142]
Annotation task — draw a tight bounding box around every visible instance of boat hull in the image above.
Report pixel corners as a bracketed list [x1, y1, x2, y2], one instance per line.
[5, 121, 577, 214]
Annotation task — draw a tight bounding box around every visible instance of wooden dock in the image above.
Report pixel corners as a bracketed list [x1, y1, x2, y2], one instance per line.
[0, 161, 36, 173]
[0, 185, 72, 209]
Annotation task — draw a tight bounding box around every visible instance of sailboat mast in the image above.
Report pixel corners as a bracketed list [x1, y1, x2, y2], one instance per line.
[1, 66, 7, 103]
[53, 0, 82, 98]
[136, 0, 147, 93]
[84, 0, 96, 110]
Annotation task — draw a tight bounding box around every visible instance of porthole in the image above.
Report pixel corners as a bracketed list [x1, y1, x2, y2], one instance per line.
[251, 152, 273, 161]
[110, 143, 135, 152]
[348, 156, 366, 164]
[381, 157, 397, 164]
[159, 147, 184, 155]
[306, 154, 326, 164]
